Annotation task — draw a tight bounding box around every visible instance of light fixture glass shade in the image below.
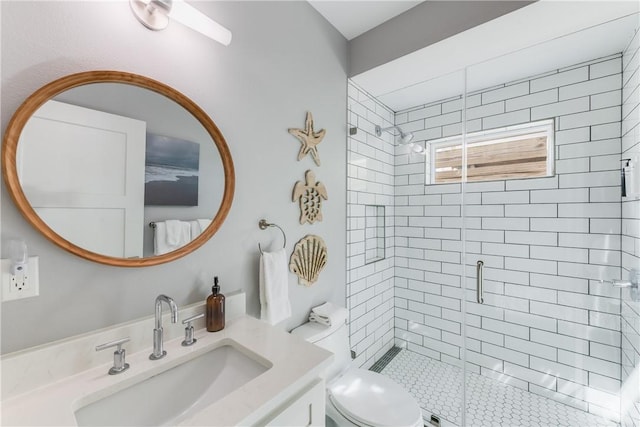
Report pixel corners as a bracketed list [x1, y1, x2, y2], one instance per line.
[129, 0, 232, 46]
[170, 0, 232, 46]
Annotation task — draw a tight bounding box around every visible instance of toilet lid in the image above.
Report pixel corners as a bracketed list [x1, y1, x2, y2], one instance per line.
[328, 368, 422, 427]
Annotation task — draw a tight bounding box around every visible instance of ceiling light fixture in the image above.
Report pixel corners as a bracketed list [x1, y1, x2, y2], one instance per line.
[130, 0, 232, 46]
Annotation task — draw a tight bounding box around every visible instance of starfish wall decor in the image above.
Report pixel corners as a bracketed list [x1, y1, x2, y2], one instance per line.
[288, 112, 325, 166]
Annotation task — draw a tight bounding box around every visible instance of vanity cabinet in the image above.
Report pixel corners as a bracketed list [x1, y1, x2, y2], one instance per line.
[263, 378, 325, 427]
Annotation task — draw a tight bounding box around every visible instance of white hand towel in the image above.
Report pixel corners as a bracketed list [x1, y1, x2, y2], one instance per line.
[309, 302, 348, 327]
[259, 248, 291, 325]
[189, 220, 201, 240]
[153, 220, 192, 255]
[197, 219, 212, 232]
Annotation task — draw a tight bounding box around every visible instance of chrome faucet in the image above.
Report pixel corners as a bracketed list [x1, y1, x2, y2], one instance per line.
[149, 294, 178, 360]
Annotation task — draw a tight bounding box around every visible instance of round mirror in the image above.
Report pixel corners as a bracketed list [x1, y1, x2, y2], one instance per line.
[2, 71, 235, 267]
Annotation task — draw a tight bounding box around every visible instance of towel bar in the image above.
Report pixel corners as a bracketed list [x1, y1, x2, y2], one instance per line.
[258, 219, 286, 254]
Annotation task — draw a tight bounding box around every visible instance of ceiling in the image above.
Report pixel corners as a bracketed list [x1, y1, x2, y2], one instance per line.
[341, 1, 639, 112]
[307, 1, 423, 40]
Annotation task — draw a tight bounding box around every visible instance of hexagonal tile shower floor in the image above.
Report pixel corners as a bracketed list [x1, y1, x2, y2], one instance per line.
[377, 349, 617, 427]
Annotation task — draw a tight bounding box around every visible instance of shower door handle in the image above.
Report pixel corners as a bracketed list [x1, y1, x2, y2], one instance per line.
[476, 260, 484, 304]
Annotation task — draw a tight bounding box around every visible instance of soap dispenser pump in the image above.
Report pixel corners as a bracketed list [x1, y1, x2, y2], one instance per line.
[206, 277, 225, 332]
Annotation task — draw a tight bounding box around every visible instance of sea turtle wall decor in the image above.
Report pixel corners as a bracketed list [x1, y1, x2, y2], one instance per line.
[289, 234, 327, 286]
[292, 170, 328, 224]
[288, 112, 325, 166]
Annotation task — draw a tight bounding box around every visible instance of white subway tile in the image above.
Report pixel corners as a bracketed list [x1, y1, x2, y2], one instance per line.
[408, 104, 441, 121]
[590, 311, 621, 331]
[482, 342, 529, 366]
[560, 74, 622, 101]
[588, 372, 622, 394]
[501, 309, 546, 338]
[590, 218, 621, 235]
[559, 170, 619, 188]
[591, 90, 622, 110]
[557, 262, 620, 281]
[467, 101, 505, 120]
[558, 291, 620, 315]
[590, 248, 621, 266]
[482, 82, 530, 104]
[590, 342, 621, 363]
[592, 122, 622, 141]
[531, 329, 589, 355]
[465, 205, 504, 217]
[466, 229, 504, 243]
[530, 188, 589, 204]
[530, 67, 589, 93]
[556, 157, 591, 174]
[591, 57, 623, 79]
[559, 138, 620, 159]
[506, 335, 557, 361]
[504, 283, 557, 303]
[531, 218, 589, 233]
[530, 356, 588, 385]
[465, 180, 506, 192]
[424, 111, 461, 129]
[558, 106, 621, 130]
[558, 233, 621, 250]
[467, 350, 504, 372]
[591, 154, 623, 172]
[483, 109, 531, 130]
[505, 204, 558, 218]
[506, 176, 559, 191]
[481, 191, 529, 204]
[504, 362, 557, 389]
[530, 273, 588, 293]
[558, 350, 621, 380]
[467, 325, 504, 346]
[556, 127, 591, 145]
[504, 257, 557, 274]
[531, 97, 590, 120]
[482, 317, 529, 339]
[558, 321, 621, 347]
[506, 89, 558, 112]
[531, 301, 589, 324]
[558, 203, 621, 219]
[482, 242, 529, 258]
[505, 231, 557, 246]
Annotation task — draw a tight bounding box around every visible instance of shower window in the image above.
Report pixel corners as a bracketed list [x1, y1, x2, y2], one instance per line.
[427, 119, 555, 184]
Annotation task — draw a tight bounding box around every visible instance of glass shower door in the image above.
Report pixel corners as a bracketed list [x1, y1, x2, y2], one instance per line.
[461, 15, 640, 427]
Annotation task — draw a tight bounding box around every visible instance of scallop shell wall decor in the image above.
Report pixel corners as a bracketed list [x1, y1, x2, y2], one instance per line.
[289, 235, 327, 287]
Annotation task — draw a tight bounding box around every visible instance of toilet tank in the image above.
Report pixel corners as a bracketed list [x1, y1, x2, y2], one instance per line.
[291, 320, 352, 381]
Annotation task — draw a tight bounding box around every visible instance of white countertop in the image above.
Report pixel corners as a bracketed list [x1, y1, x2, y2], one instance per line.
[1, 315, 333, 426]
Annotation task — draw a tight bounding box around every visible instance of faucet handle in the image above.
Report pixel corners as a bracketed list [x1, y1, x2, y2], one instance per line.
[182, 313, 204, 346]
[96, 337, 130, 375]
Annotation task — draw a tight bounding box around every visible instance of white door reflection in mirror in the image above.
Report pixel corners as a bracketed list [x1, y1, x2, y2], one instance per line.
[18, 100, 146, 258]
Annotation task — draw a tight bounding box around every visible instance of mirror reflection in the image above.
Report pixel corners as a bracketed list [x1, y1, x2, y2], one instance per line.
[16, 82, 225, 259]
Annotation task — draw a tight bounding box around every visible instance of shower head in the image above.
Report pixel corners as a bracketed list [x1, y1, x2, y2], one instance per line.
[375, 125, 414, 144]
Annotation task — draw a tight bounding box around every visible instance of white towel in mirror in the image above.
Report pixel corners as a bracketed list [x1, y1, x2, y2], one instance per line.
[154, 220, 191, 255]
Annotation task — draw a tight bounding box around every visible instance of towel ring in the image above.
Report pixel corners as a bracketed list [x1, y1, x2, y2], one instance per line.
[258, 219, 286, 254]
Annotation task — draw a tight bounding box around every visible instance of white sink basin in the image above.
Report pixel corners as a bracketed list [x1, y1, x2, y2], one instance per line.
[74, 343, 271, 426]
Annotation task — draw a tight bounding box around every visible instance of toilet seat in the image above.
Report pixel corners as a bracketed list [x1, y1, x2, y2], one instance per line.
[327, 368, 422, 427]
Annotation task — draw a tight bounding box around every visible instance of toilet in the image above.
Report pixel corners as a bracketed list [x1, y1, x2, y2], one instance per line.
[291, 319, 423, 427]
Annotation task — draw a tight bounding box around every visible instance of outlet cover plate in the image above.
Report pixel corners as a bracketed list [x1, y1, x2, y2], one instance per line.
[1, 257, 39, 301]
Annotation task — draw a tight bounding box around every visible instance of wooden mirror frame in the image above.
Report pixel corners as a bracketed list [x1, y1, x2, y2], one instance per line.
[2, 70, 235, 267]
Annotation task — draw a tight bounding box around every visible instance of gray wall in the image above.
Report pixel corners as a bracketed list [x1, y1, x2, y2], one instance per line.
[348, 1, 534, 77]
[0, 1, 348, 353]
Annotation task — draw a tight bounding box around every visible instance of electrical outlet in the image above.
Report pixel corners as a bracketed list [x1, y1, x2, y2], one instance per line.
[1, 257, 39, 301]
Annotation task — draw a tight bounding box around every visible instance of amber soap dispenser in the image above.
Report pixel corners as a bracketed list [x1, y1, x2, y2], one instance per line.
[206, 277, 225, 332]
